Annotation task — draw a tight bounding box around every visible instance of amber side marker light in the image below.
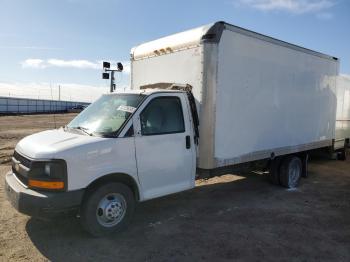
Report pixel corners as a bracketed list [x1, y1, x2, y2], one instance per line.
[28, 179, 64, 190]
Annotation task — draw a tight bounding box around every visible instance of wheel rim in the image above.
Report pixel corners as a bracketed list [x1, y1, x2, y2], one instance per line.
[288, 159, 301, 187]
[96, 193, 127, 227]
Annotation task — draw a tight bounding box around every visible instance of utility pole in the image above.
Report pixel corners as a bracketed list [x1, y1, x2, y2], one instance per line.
[102, 62, 123, 93]
[110, 71, 115, 93]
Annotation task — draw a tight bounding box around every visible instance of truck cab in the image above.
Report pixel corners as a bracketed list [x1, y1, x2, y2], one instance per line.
[5, 88, 197, 236]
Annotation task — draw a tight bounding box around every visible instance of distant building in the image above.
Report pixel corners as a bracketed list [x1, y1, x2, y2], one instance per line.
[0, 96, 90, 114]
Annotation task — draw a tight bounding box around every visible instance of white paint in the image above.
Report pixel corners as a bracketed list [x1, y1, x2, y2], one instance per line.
[214, 29, 337, 163]
[335, 75, 350, 141]
[132, 92, 196, 200]
[14, 90, 196, 201]
[131, 22, 338, 169]
[132, 24, 212, 60]
[15, 129, 140, 193]
[12, 22, 340, 205]
[131, 46, 203, 110]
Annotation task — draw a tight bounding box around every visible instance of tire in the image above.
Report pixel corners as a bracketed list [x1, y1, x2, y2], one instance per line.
[269, 157, 282, 185]
[301, 154, 309, 178]
[337, 149, 346, 161]
[80, 182, 135, 237]
[279, 156, 302, 188]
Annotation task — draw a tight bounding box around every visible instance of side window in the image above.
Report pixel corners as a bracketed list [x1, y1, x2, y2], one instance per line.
[140, 97, 185, 135]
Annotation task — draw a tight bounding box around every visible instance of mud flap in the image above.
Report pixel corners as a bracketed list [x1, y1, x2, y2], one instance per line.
[269, 156, 282, 185]
[301, 153, 309, 178]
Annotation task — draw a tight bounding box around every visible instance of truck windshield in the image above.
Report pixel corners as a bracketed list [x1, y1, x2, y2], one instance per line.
[67, 94, 145, 136]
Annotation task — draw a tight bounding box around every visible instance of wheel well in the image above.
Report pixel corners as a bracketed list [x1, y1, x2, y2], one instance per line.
[268, 153, 308, 176]
[85, 173, 140, 201]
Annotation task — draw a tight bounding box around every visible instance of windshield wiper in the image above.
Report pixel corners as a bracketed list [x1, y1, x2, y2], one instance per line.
[69, 126, 93, 136]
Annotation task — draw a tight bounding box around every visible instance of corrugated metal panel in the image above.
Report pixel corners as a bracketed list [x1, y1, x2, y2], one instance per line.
[0, 96, 90, 114]
[336, 76, 350, 142]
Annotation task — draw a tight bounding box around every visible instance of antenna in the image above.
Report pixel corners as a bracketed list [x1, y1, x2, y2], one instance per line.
[102, 61, 123, 92]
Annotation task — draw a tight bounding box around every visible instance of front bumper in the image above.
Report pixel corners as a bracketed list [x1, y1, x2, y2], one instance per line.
[5, 172, 84, 217]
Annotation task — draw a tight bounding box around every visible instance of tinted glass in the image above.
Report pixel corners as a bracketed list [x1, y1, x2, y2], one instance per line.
[140, 97, 185, 135]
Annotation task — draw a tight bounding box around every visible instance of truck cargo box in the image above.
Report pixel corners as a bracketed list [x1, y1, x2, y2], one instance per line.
[335, 75, 350, 149]
[131, 21, 339, 170]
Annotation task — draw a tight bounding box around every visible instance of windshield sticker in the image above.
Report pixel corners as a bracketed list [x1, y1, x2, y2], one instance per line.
[117, 105, 136, 113]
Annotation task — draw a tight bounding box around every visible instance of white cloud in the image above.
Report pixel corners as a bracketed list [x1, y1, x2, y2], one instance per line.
[0, 82, 129, 103]
[20, 58, 130, 74]
[47, 59, 100, 69]
[238, 0, 335, 14]
[21, 59, 46, 68]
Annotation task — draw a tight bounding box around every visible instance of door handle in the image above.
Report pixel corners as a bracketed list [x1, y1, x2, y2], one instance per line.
[186, 135, 191, 149]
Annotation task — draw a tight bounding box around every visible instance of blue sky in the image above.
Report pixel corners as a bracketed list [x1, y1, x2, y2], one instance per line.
[0, 0, 349, 101]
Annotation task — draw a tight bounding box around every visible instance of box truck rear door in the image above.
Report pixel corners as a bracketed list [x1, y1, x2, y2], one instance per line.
[133, 93, 195, 200]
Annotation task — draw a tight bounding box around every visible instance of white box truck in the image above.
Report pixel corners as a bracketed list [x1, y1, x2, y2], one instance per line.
[5, 22, 346, 236]
[335, 75, 350, 154]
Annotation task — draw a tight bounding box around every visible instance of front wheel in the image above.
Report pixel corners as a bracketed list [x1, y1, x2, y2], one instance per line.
[80, 182, 135, 237]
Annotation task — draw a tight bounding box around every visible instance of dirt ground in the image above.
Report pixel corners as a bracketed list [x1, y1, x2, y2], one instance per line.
[0, 114, 349, 261]
[0, 113, 78, 165]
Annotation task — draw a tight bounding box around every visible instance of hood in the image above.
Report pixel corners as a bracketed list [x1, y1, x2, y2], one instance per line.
[16, 129, 105, 159]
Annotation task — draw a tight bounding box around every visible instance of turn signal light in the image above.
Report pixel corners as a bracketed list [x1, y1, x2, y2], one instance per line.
[28, 179, 64, 190]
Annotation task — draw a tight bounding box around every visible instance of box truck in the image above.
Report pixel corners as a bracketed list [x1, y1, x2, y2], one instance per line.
[335, 75, 350, 155]
[5, 21, 346, 236]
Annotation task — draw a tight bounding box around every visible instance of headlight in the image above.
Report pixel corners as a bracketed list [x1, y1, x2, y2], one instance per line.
[28, 160, 67, 191]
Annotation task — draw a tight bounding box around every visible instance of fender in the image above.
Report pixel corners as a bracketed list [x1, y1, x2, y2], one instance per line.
[85, 173, 141, 201]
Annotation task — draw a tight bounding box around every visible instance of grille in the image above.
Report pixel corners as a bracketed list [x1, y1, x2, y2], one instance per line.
[13, 151, 31, 168]
[12, 151, 31, 186]
[13, 170, 28, 186]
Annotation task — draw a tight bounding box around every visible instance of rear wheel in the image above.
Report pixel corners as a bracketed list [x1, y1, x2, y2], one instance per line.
[80, 182, 135, 237]
[279, 156, 302, 188]
[337, 149, 346, 161]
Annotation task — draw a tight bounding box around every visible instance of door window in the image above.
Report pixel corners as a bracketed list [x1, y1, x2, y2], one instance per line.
[140, 97, 185, 135]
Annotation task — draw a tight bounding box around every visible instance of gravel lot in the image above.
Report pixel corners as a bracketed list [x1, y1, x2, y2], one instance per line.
[0, 114, 349, 261]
